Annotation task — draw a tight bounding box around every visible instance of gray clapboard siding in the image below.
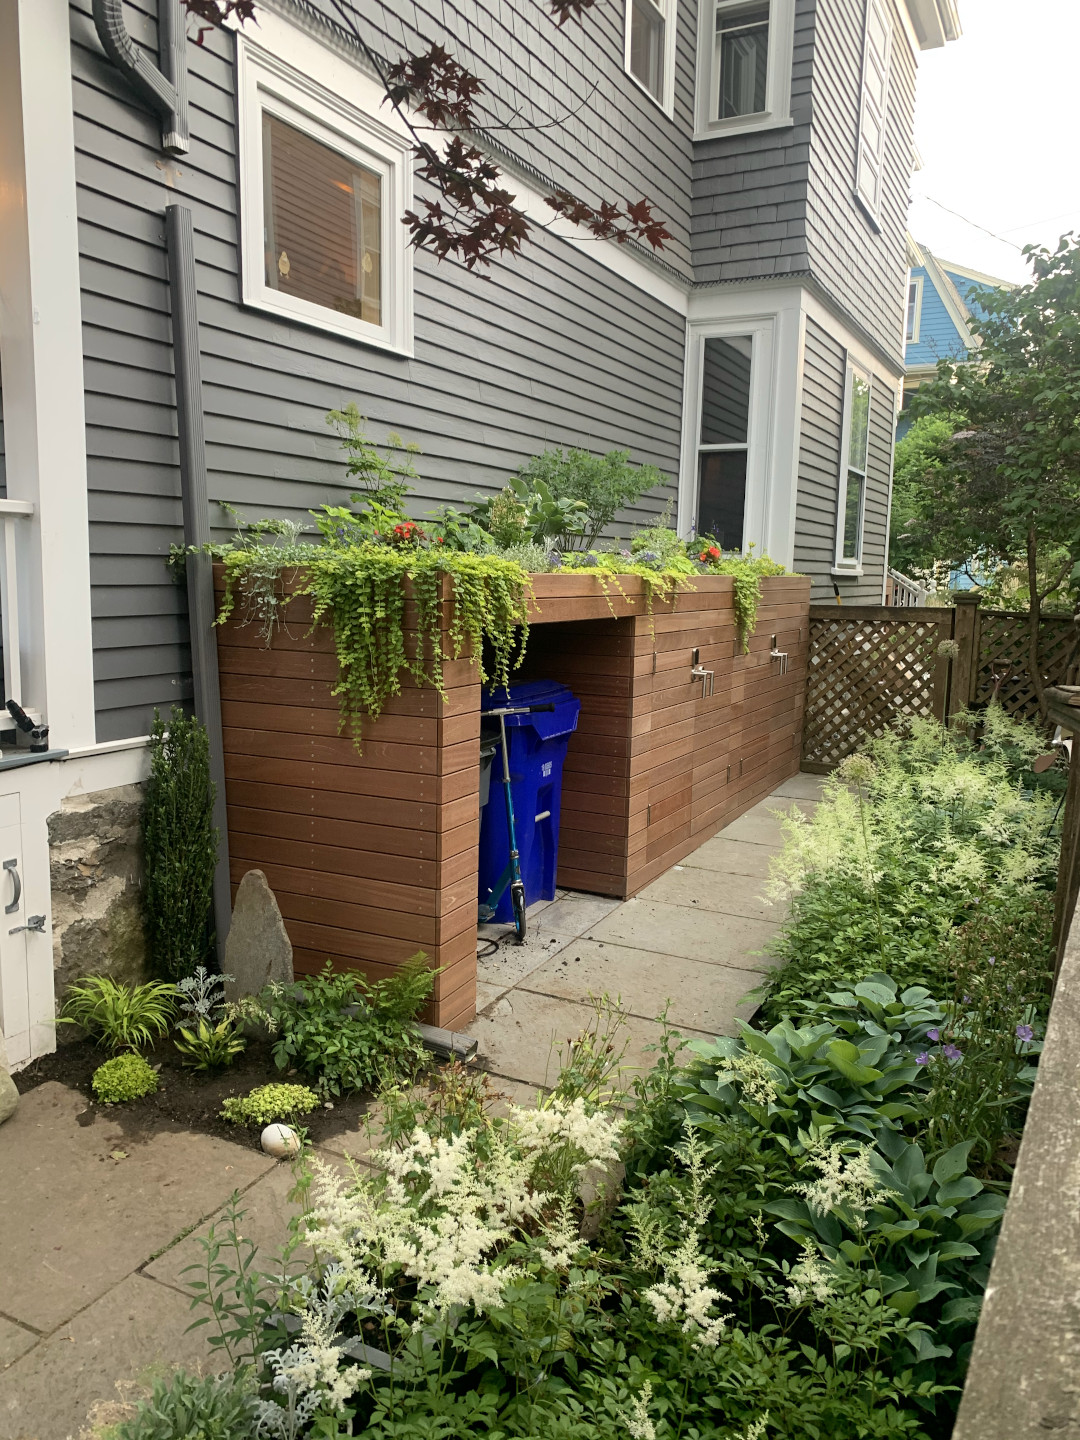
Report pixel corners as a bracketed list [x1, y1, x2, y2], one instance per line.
[793, 314, 892, 603]
[69, 0, 688, 742]
[803, 0, 914, 364]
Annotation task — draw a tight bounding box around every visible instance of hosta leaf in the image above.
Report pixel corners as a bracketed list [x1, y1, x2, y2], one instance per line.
[936, 1176, 984, 1205]
[941, 1295, 983, 1325]
[888, 1289, 921, 1316]
[936, 1241, 980, 1261]
[825, 1041, 884, 1085]
[932, 1141, 974, 1186]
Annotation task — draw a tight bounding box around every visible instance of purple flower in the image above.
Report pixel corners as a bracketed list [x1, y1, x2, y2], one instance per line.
[916, 1051, 930, 1066]
[962, 995, 972, 1005]
[942, 1043, 963, 1062]
[927, 1028, 940, 1043]
[987, 956, 996, 966]
[1016, 1024, 1034, 1043]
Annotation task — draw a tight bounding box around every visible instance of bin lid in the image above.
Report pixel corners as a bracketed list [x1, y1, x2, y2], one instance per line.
[481, 680, 581, 739]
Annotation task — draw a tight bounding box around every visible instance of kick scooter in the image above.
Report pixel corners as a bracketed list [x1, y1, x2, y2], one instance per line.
[478, 702, 555, 944]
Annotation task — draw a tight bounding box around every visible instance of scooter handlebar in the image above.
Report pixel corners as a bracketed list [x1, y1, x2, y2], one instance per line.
[485, 702, 556, 716]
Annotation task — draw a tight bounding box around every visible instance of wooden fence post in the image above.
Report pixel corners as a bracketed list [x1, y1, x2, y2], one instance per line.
[949, 592, 982, 721]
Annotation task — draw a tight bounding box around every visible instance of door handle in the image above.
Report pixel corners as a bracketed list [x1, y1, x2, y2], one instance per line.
[4, 858, 21, 915]
[9, 914, 45, 936]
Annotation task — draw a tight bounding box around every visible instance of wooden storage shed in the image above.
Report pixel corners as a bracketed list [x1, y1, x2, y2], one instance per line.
[215, 570, 810, 1028]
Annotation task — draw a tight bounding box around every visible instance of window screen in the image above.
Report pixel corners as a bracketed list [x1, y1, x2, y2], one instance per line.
[697, 335, 753, 550]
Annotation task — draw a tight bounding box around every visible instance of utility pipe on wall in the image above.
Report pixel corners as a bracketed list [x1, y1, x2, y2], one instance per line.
[165, 202, 232, 959]
[91, 0, 189, 154]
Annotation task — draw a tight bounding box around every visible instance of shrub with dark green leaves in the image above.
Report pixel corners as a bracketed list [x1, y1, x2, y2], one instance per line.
[263, 954, 433, 1096]
[143, 707, 217, 982]
[92, 1052, 159, 1104]
[112, 1368, 257, 1440]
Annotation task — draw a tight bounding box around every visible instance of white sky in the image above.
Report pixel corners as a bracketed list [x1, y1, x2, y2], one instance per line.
[907, 0, 1080, 285]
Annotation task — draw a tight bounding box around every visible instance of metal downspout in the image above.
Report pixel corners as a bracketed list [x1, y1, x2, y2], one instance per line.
[165, 204, 232, 961]
[91, 0, 189, 154]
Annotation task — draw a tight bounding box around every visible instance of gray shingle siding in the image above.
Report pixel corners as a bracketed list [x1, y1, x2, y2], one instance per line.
[793, 314, 893, 602]
[803, 0, 914, 365]
[70, 0, 687, 743]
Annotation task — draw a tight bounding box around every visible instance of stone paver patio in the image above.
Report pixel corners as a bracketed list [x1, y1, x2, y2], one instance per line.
[0, 775, 822, 1440]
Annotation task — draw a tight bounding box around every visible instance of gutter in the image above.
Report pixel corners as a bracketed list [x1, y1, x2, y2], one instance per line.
[165, 204, 233, 959]
[91, 0, 189, 153]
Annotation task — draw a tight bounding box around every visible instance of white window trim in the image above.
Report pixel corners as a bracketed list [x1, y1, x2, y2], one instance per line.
[833, 359, 873, 575]
[905, 271, 923, 345]
[678, 284, 805, 567]
[854, 0, 893, 226]
[694, 0, 795, 141]
[624, 0, 678, 117]
[236, 29, 414, 355]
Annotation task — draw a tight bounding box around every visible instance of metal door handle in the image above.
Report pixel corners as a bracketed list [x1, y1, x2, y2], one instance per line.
[9, 913, 44, 935]
[4, 858, 20, 914]
[691, 664, 714, 698]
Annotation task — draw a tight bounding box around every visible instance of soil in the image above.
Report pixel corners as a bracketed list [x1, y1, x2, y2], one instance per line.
[13, 1035, 380, 1153]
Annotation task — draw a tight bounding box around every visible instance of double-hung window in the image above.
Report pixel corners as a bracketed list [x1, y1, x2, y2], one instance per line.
[237, 30, 413, 353]
[695, 335, 754, 549]
[626, 0, 676, 112]
[856, 0, 893, 218]
[905, 273, 923, 344]
[697, 0, 794, 137]
[835, 363, 872, 570]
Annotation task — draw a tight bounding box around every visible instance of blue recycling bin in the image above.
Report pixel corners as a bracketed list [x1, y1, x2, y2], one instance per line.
[477, 680, 581, 923]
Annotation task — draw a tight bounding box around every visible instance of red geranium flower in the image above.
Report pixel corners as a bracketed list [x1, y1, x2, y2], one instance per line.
[700, 545, 721, 563]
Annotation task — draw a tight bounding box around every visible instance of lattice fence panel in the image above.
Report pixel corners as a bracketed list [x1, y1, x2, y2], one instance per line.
[976, 611, 1078, 725]
[802, 609, 951, 770]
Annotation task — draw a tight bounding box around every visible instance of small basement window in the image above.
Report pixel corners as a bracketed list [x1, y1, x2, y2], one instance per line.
[238, 31, 412, 353]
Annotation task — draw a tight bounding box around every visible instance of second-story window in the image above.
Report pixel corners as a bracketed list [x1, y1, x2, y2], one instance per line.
[715, 2, 769, 118]
[835, 363, 872, 569]
[696, 0, 794, 137]
[856, 0, 893, 218]
[626, 0, 675, 112]
[905, 274, 923, 343]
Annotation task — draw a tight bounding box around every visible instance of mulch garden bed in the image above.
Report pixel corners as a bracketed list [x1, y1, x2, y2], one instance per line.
[13, 1037, 378, 1153]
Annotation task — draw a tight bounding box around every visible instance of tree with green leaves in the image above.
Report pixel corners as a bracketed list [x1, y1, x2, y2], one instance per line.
[888, 414, 955, 579]
[143, 707, 218, 980]
[905, 233, 1080, 713]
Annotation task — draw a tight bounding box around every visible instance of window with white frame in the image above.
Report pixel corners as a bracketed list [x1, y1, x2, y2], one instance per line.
[695, 335, 754, 549]
[835, 363, 872, 568]
[697, 0, 794, 137]
[905, 273, 923, 344]
[855, 0, 892, 217]
[626, 0, 676, 111]
[237, 36, 412, 353]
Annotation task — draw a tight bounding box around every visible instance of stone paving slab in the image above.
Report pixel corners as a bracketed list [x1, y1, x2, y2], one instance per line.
[719, 802, 808, 846]
[770, 773, 827, 801]
[0, 1322, 36, 1375]
[520, 940, 762, 1034]
[0, 1272, 213, 1440]
[679, 837, 781, 876]
[467, 988, 707, 1088]
[476, 929, 577, 990]
[0, 1083, 273, 1334]
[586, 899, 780, 969]
[533, 895, 622, 936]
[637, 866, 782, 921]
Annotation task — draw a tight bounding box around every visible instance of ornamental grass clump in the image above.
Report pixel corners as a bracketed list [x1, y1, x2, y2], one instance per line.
[59, 975, 176, 1053]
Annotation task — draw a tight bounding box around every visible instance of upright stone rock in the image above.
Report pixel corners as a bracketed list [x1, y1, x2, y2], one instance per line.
[224, 869, 293, 1001]
[0, 1022, 18, 1126]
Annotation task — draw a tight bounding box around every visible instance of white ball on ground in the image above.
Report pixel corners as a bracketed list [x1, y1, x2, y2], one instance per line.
[261, 1123, 301, 1159]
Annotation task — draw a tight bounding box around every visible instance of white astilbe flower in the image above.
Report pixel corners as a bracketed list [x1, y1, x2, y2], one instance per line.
[536, 1190, 583, 1271]
[639, 1126, 732, 1349]
[304, 1100, 622, 1321]
[785, 1241, 836, 1306]
[621, 1380, 656, 1440]
[734, 1414, 770, 1440]
[723, 1049, 779, 1108]
[793, 1141, 893, 1228]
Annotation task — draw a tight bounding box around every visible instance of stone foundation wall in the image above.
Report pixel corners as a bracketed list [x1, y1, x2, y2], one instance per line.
[48, 785, 147, 1007]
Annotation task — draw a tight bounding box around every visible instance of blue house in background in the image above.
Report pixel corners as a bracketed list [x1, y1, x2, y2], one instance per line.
[898, 238, 1013, 441]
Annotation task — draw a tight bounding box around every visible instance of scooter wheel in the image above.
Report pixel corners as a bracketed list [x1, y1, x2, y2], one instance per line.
[511, 883, 527, 944]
